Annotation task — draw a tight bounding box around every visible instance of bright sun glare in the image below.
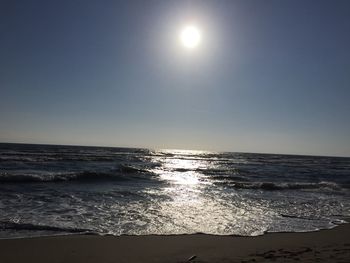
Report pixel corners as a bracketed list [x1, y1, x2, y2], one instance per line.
[180, 25, 201, 49]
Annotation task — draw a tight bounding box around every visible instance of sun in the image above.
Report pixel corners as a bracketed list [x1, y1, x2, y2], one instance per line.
[180, 25, 201, 49]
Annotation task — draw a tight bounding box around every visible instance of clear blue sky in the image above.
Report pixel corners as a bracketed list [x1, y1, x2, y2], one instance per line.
[1, 0, 349, 156]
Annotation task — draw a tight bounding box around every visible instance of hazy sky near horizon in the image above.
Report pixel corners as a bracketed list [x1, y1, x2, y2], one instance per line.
[1, 0, 350, 156]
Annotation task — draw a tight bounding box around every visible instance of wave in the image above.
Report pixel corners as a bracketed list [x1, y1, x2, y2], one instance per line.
[0, 155, 122, 162]
[220, 181, 347, 191]
[0, 221, 93, 234]
[0, 165, 154, 183]
[118, 164, 150, 174]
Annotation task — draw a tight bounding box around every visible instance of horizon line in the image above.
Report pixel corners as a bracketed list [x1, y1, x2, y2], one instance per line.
[1, 141, 349, 159]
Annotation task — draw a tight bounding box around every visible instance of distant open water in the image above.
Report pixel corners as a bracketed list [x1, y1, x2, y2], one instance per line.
[0, 143, 349, 238]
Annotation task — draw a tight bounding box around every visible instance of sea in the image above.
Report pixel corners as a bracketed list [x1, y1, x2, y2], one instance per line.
[0, 143, 349, 239]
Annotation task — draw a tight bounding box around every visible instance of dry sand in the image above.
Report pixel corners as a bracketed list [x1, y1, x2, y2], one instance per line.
[0, 223, 349, 263]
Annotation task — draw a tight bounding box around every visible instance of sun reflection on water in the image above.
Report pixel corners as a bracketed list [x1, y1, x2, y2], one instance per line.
[150, 149, 212, 186]
[140, 149, 273, 236]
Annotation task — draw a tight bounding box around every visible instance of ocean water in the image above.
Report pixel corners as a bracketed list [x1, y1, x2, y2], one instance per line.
[0, 143, 349, 239]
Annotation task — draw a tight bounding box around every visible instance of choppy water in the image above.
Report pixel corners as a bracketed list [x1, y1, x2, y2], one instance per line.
[0, 143, 349, 238]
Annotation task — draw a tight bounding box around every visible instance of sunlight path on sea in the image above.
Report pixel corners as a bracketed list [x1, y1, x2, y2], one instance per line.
[145, 150, 273, 236]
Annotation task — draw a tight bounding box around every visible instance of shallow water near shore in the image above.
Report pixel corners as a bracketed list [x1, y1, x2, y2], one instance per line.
[0, 143, 349, 238]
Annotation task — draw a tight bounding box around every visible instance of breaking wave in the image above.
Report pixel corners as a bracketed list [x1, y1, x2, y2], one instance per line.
[222, 181, 348, 191]
[0, 165, 154, 183]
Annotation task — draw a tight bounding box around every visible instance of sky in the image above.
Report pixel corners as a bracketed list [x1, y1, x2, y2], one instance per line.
[1, 0, 350, 157]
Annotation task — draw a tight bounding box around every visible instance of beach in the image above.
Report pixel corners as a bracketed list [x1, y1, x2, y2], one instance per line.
[1, 223, 349, 263]
[2, 0, 350, 261]
[1, 144, 349, 262]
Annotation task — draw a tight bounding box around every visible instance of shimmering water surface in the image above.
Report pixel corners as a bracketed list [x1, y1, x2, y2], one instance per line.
[0, 143, 349, 238]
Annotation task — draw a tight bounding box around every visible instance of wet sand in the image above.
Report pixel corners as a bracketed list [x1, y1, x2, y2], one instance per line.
[0, 223, 349, 263]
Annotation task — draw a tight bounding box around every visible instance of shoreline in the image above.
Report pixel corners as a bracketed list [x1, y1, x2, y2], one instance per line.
[0, 218, 347, 240]
[1, 222, 349, 262]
